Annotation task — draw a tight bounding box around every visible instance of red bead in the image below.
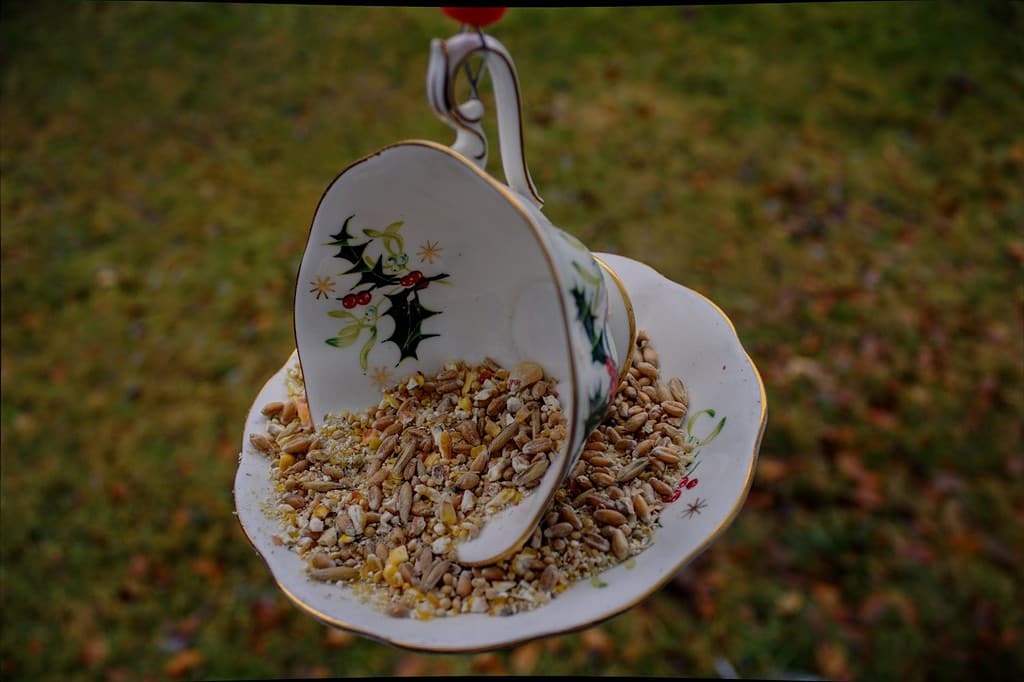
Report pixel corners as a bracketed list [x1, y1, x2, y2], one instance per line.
[441, 7, 507, 28]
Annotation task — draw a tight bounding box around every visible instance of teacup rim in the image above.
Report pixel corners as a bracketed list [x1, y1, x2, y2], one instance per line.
[291, 137, 596, 565]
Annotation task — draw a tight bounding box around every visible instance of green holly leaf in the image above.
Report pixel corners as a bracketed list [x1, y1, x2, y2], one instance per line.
[355, 257, 402, 290]
[326, 215, 371, 273]
[382, 287, 440, 364]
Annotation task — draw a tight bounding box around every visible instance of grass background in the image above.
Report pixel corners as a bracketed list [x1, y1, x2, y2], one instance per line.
[2, 1, 1022, 679]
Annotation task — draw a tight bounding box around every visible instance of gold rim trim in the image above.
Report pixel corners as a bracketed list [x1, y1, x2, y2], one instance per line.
[241, 274, 767, 653]
[593, 255, 638, 387]
[290, 138, 579, 567]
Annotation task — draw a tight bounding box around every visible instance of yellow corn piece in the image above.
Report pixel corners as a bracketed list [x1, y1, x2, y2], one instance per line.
[313, 504, 330, 519]
[457, 396, 472, 412]
[440, 499, 457, 526]
[387, 545, 409, 566]
[383, 393, 400, 409]
[295, 398, 312, 428]
[278, 453, 296, 471]
[462, 370, 477, 395]
[340, 534, 354, 544]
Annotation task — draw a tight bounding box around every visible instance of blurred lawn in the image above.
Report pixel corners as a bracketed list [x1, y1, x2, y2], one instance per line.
[2, 1, 1023, 680]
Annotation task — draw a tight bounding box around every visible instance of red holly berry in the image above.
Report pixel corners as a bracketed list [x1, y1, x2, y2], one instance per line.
[441, 7, 507, 27]
[400, 270, 424, 288]
[342, 294, 357, 309]
[414, 278, 430, 290]
[356, 291, 372, 306]
[686, 478, 699, 489]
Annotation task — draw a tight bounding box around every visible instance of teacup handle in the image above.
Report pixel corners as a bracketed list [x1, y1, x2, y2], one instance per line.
[427, 32, 544, 209]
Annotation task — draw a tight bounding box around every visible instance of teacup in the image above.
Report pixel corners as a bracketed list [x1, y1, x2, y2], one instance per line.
[293, 31, 636, 564]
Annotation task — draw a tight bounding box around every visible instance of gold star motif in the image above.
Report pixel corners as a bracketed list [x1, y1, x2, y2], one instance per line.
[417, 240, 443, 264]
[369, 366, 394, 391]
[309, 275, 336, 300]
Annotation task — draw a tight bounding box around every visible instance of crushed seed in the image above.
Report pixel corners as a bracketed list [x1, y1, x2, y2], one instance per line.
[254, 334, 692, 619]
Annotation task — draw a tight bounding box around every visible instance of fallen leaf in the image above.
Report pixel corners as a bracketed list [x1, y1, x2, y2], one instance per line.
[472, 652, 506, 674]
[323, 628, 354, 650]
[79, 636, 109, 667]
[581, 626, 613, 658]
[165, 649, 203, 679]
[815, 641, 851, 681]
[756, 458, 789, 483]
[776, 590, 804, 616]
[393, 654, 428, 677]
[510, 641, 542, 673]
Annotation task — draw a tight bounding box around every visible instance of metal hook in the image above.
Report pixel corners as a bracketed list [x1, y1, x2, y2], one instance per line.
[459, 24, 490, 101]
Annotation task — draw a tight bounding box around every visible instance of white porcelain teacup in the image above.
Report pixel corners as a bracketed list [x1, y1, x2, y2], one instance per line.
[293, 31, 636, 564]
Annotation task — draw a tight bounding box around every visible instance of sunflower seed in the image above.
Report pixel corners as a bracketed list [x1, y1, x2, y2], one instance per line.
[636, 438, 657, 456]
[420, 559, 451, 592]
[398, 482, 413, 523]
[261, 401, 284, 416]
[621, 412, 648, 433]
[559, 504, 582, 530]
[280, 436, 312, 454]
[650, 478, 674, 498]
[661, 400, 687, 418]
[651, 446, 682, 464]
[309, 566, 358, 582]
[390, 440, 418, 474]
[668, 377, 688, 404]
[299, 481, 345, 492]
[458, 420, 480, 445]
[544, 522, 574, 538]
[594, 509, 628, 526]
[488, 421, 520, 455]
[609, 527, 630, 560]
[486, 393, 508, 417]
[582, 532, 610, 552]
[322, 463, 346, 480]
[616, 459, 649, 483]
[436, 379, 462, 393]
[538, 564, 560, 591]
[514, 459, 548, 487]
[280, 399, 297, 423]
[633, 493, 651, 521]
[522, 437, 553, 455]
[456, 472, 480, 490]
[285, 459, 311, 476]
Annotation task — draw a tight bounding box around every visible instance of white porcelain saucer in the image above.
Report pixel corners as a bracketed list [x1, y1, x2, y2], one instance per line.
[233, 252, 766, 652]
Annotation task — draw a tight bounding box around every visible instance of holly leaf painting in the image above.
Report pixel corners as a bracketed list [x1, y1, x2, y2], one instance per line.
[327, 215, 371, 274]
[354, 256, 402, 291]
[382, 287, 440, 364]
[570, 286, 598, 340]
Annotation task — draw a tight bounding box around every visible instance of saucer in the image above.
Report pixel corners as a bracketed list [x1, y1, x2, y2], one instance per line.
[233, 252, 766, 652]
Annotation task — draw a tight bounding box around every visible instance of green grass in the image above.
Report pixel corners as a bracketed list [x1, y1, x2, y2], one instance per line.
[3, 2, 1023, 680]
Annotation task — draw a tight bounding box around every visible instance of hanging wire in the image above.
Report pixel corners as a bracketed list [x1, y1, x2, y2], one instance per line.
[459, 24, 490, 101]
